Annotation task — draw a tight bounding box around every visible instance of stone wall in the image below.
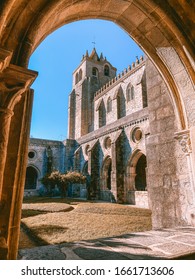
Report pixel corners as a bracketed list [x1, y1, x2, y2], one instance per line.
[25, 138, 65, 195]
[145, 60, 194, 228]
[127, 191, 148, 208]
[94, 61, 146, 130]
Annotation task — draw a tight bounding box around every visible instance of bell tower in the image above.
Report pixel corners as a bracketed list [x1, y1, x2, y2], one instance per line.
[67, 48, 117, 140]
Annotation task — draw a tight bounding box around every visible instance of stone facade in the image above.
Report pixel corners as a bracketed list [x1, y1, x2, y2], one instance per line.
[26, 49, 149, 208]
[24, 138, 65, 196]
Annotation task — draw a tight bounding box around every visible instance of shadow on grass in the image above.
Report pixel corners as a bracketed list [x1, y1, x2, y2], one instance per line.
[21, 223, 69, 247]
[21, 209, 48, 218]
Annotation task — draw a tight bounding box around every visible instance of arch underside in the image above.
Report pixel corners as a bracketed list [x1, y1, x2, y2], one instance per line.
[0, 0, 194, 130]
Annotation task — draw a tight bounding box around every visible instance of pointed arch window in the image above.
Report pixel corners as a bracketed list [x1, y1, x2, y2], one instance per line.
[92, 67, 98, 76]
[107, 97, 112, 113]
[104, 65, 110, 76]
[115, 87, 126, 119]
[75, 72, 79, 84]
[126, 84, 135, 101]
[79, 69, 82, 81]
[96, 99, 106, 128]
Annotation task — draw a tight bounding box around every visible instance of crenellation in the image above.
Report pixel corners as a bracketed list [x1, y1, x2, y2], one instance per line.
[94, 57, 146, 100]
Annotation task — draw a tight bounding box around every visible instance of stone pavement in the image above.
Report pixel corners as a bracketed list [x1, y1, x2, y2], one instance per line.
[18, 227, 195, 260]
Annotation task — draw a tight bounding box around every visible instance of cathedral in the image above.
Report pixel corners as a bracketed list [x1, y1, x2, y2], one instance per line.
[25, 48, 149, 208]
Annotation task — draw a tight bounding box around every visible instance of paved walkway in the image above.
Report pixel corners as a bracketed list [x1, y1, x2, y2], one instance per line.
[18, 227, 195, 260]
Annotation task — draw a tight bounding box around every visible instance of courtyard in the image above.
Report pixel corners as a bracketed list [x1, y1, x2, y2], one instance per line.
[19, 197, 152, 249]
[18, 197, 195, 260]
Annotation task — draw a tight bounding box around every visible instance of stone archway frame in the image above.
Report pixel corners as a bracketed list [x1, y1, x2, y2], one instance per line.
[125, 149, 146, 191]
[101, 155, 112, 191]
[24, 164, 41, 191]
[0, 0, 195, 259]
[1, 0, 194, 131]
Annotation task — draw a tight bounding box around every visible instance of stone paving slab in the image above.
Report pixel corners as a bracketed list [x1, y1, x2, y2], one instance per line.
[18, 227, 195, 260]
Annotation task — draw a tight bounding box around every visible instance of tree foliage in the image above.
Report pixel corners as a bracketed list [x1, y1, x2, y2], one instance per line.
[40, 170, 86, 197]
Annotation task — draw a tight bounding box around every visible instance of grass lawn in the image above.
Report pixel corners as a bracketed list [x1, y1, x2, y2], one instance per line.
[19, 197, 152, 249]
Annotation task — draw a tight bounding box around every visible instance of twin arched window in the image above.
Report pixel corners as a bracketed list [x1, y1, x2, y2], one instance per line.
[126, 84, 135, 101]
[79, 69, 82, 81]
[75, 69, 83, 84]
[75, 73, 79, 84]
[107, 97, 112, 113]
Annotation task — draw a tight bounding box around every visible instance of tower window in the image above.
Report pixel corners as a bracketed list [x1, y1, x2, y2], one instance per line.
[92, 67, 98, 76]
[104, 65, 110, 76]
[75, 72, 79, 84]
[79, 69, 82, 81]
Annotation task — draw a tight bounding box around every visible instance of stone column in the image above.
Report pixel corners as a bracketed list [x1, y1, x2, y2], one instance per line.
[0, 61, 37, 259]
[7, 89, 34, 259]
[0, 109, 13, 200]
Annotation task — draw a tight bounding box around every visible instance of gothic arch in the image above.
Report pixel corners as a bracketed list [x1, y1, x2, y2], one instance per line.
[125, 149, 147, 191]
[126, 83, 135, 102]
[0, 0, 195, 259]
[24, 165, 40, 190]
[1, 1, 194, 129]
[101, 156, 112, 191]
[79, 69, 82, 81]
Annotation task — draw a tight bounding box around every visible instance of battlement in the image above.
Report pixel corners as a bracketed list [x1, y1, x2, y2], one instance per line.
[94, 55, 145, 100]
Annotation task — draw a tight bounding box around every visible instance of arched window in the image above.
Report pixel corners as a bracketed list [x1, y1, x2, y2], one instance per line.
[116, 87, 126, 119]
[98, 100, 106, 128]
[102, 157, 112, 190]
[135, 154, 147, 191]
[92, 67, 98, 76]
[107, 97, 112, 113]
[126, 84, 135, 101]
[75, 72, 79, 84]
[79, 69, 82, 81]
[104, 65, 109, 76]
[24, 166, 38, 189]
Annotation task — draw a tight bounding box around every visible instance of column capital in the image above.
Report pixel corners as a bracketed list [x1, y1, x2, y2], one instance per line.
[0, 64, 37, 110]
[174, 129, 192, 154]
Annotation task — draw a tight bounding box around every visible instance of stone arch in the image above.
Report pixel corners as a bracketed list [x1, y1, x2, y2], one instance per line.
[92, 67, 98, 77]
[78, 69, 82, 81]
[107, 97, 112, 113]
[125, 150, 148, 208]
[101, 156, 112, 191]
[0, 1, 195, 259]
[1, 1, 194, 130]
[104, 64, 110, 76]
[115, 86, 126, 119]
[98, 100, 106, 128]
[126, 149, 147, 191]
[24, 165, 40, 190]
[126, 83, 135, 102]
[75, 72, 79, 84]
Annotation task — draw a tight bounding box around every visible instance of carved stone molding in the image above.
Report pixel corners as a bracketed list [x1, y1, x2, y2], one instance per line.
[0, 64, 37, 110]
[174, 129, 192, 154]
[0, 48, 12, 72]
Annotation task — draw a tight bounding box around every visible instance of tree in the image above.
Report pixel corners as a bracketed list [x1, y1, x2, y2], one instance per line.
[41, 171, 86, 197]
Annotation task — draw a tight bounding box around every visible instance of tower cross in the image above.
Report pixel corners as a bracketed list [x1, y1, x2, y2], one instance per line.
[92, 40, 96, 48]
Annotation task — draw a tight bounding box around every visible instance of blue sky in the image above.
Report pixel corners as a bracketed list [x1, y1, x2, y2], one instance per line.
[29, 19, 144, 140]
